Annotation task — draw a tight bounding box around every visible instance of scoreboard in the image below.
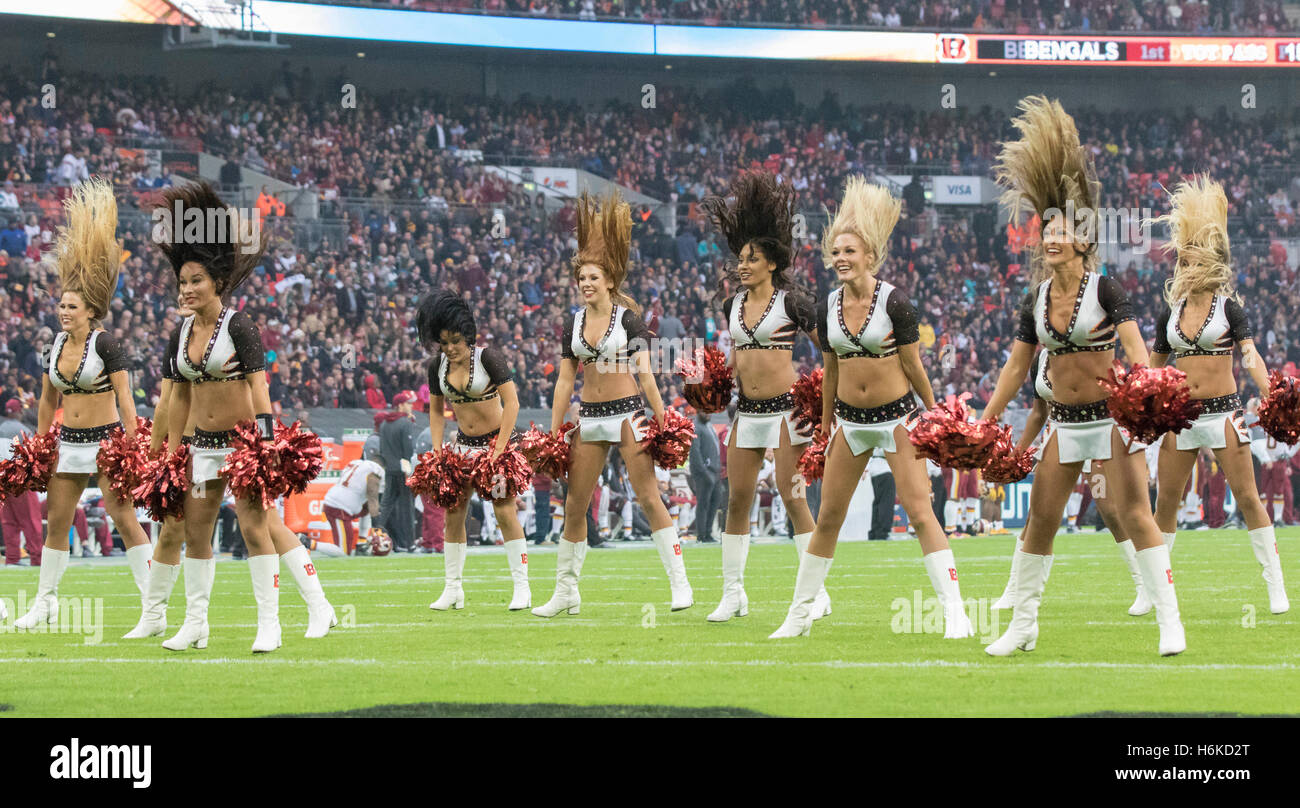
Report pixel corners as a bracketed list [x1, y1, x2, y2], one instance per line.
[940, 34, 1300, 66]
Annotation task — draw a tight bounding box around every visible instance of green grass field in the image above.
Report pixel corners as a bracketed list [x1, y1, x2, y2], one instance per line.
[3, 527, 1298, 717]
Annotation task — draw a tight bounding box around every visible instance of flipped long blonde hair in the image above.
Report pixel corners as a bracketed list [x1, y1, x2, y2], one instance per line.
[821, 175, 901, 275]
[993, 96, 1101, 283]
[1151, 175, 1239, 307]
[55, 177, 120, 324]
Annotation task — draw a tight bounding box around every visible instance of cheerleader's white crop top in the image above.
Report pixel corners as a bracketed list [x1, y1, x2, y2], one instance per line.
[1152, 295, 1250, 358]
[431, 346, 512, 404]
[722, 288, 815, 351]
[164, 307, 265, 385]
[561, 305, 651, 367]
[816, 280, 919, 359]
[1016, 271, 1134, 356]
[49, 330, 126, 395]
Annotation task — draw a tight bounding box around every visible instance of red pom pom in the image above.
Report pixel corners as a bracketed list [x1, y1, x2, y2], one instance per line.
[908, 393, 1004, 469]
[97, 419, 152, 505]
[980, 430, 1036, 484]
[797, 430, 831, 482]
[132, 445, 190, 522]
[675, 346, 734, 415]
[1258, 371, 1300, 444]
[272, 420, 325, 496]
[640, 409, 696, 470]
[0, 427, 60, 500]
[408, 447, 472, 509]
[221, 421, 283, 510]
[518, 422, 574, 480]
[471, 446, 534, 501]
[1096, 361, 1203, 445]
[790, 368, 824, 433]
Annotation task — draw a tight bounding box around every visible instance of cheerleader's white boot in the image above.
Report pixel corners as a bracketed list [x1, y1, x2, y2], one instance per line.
[505, 539, 531, 611]
[651, 527, 693, 611]
[986, 551, 1051, 656]
[1137, 544, 1185, 656]
[923, 548, 973, 639]
[123, 560, 179, 639]
[707, 532, 749, 622]
[430, 542, 467, 610]
[13, 547, 68, 630]
[768, 552, 833, 639]
[1117, 539, 1152, 616]
[249, 555, 282, 653]
[793, 531, 831, 619]
[1248, 526, 1289, 614]
[533, 539, 586, 617]
[162, 557, 214, 651]
[992, 538, 1023, 611]
[282, 545, 337, 638]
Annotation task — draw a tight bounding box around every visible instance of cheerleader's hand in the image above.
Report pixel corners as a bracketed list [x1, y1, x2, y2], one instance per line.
[491, 436, 507, 460]
[399, 458, 412, 476]
[655, 410, 666, 430]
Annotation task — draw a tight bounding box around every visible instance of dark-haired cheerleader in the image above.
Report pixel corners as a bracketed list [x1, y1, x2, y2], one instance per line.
[417, 289, 530, 611]
[980, 97, 1183, 657]
[700, 172, 827, 622]
[12, 178, 154, 629]
[125, 295, 339, 641]
[1150, 176, 1288, 613]
[534, 190, 692, 617]
[150, 180, 285, 653]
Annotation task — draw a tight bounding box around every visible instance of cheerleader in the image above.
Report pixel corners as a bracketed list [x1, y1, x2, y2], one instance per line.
[125, 297, 338, 640]
[699, 172, 827, 622]
[769, 177, 973, 639]
[417, 290, 531, 611]
[980, 96, 1183, 656]
[12, 178, 154, 629]
[992, 350, 1151, 615]
[150, 180, 285, 653]
[1150, 176, 1288, 613]
[533, 190, 692, 617]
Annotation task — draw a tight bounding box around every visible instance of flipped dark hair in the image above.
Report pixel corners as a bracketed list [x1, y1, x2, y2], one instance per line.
[416, 289, 477, 348]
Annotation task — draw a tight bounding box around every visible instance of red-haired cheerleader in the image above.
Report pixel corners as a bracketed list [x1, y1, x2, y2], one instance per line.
[699, 172, 827, 622]
[981, 96, 1183, 657]
[534, 190, 692, 616]
[11, 178, 154, 629]
[769, 176, 973, 639]
[417, 289, 531, 611]
[1150, 176, 1288, 613]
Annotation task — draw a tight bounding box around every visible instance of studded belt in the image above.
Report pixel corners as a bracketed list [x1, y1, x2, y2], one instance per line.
[1195, 392, 1241, 415]
[456, 428, 517, 447]
[191, 427, 237, 449]
[579, 395, 645, 419]
[59, 422, 122, 444]
[1048, 399, 1111, 423]
[738, 392, 795, 415]
[834, 394, 916, 425]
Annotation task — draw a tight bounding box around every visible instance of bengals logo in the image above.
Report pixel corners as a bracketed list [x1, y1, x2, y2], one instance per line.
[937, 34, 971, 63]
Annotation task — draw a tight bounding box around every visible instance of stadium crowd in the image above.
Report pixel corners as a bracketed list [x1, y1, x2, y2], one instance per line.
[1, 67, 1298, 421]
[329, 0, 1297, 34]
